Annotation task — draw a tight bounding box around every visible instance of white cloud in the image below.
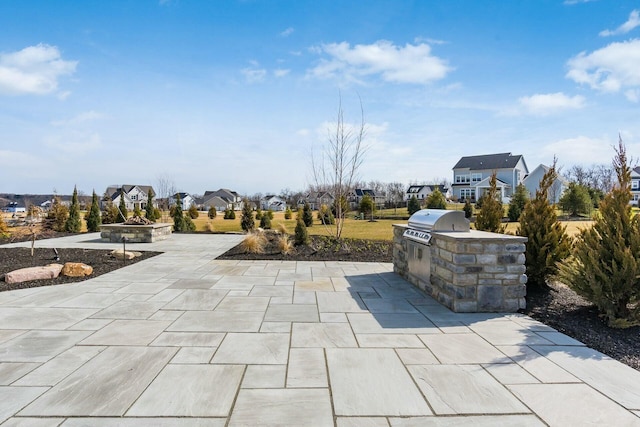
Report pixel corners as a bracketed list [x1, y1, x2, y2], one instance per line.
[44, 132, 103, 154]
[0, 44, 77, 96]
[563, 0, 596, 5]
[51, 110, 106, 127]
[307, 40, 451, 85]
[241, 66, 267, 83]
[566, 39, 640, 94]
[518, 92, 586, 115]
[600, 10, 640, 37]
[280, 27, 294, 37]
[274, 68, 290, 78]
[541, 135, 615, 165]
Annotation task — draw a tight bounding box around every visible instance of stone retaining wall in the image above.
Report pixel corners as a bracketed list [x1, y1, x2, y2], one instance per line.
[393, 224, 527, 312]
[100, 223, 173, 243]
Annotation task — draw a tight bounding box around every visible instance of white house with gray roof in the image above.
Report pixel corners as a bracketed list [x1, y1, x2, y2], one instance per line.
[452, 153, 528, 202]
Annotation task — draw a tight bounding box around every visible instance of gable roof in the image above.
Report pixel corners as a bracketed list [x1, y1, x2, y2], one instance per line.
[523, 164, 570, 185]
[453, 153, 525, 171]
[106, 185, 155, 197]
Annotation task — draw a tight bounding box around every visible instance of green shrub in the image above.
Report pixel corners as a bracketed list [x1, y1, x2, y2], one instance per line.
[284, 207, 293, 219]
[241, 199, 254, 231]
[208, 206, 217, 219]
[294, 216, 309, 245]
[318, 204, 335, 225]
[463, 199, 473, 219]
[474, 172, 505, 233]
[425, 189, 446, 209]
[153, 208, 161, 221]
[560, 183, 593, 217]
[267, 209, 274, 220]
[260, 212, 272, 229]
[518, 163, 570, 290]
[184, 215, 197, 232]
[48, 196, 69, 231]
[407, 195, 421, 215]
[0, 212, 8, 238]
[557, 141, 640, 327]
[508, 183, 528, 222]
[101, 200, 118, 224]
[359, 194, 375, 215]
[145, 189, 157, 221]
[64, 186, 82, 233]
[224, 208, 236, 220]
[86, 190, 102, 232]
[188, 204, 199, 219]
[172, 194, 186, 232]
[255, 207, 263, 220]
[117, 194, 128, 223]
[302, 202, 313, 227]
[133, 203, 142, 218]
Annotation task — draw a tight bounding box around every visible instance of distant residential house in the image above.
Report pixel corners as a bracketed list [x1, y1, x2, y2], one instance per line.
[204, 189, 243, 210]
[104, 185, 156, 211]
[348, 189, 385, 210]
[261, 195, 287, 211]
[3, 201, 26, 213]
[631, 167, 640, 206]
[201, 195, 232, 212]
[405, 185, 451, 202]
[300, 192, 335, 210]
[522, 164, 568, 204]
[452, 152, 528, 203]
[171, 192, 196, 211]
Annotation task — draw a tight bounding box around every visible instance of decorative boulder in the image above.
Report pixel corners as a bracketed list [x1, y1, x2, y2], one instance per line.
[111, 249, 136, 260]
[4, 264, 64, 284]
[61, 262, 93, 277]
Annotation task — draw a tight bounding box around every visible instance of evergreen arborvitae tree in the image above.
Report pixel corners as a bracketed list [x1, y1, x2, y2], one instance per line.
[172, 194, 186, 232]
[508, 183, 529, 222]
[255, 207, 263, 221]
[241, 199, 255, 232]
[425, 189, 447, 209]
[407, 195, 421, 215]
[184, 215, 197, 231]
[65, 186, 82, 232]
[267, 209, 274, 220]
[284, 207, 293, 219]
[86, 190, 102, 232]
[117, 192, 128, 223]
[557, 140, 640, 327]
[133, 203, 143, 218]
[463, 199, 473, 219]
[518, 163, 570, 291]
[475, 172, 505, 233]
[145, 189, 156, 221]
[294, 215, 309, 245]
[359, 195, 375, 216]
[302, 202, 313, 227]
[208, 206, 217, 219]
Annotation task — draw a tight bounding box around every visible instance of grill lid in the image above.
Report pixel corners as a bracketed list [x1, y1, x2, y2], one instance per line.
[408, 209, 470, 232]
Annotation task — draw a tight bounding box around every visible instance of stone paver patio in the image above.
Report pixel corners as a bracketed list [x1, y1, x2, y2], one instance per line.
[1, 233, 640, 426]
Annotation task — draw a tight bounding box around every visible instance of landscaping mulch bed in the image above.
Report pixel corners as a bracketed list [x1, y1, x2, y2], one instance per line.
[1, 230, 638, 371]
[0, 247, 160, 292]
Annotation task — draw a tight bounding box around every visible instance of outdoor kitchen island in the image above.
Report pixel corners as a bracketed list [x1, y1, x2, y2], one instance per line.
[393, 209, 528, 312]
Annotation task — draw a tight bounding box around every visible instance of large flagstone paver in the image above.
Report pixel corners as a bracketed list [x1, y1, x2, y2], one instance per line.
[327, 348, 432, 416]
[212, 333, 289, 364]
[509, 383, 640, 426]
[229, 388, 333, 427]
[2, 234, 640, 424]
[408, 364, 529, 414]
[127, 364, 244, 416]
[0, 330, 91, 363]
[20, 346, 177, 416]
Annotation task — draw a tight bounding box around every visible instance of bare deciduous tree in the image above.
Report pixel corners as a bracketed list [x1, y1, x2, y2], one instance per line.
[311, 95, 367, 239]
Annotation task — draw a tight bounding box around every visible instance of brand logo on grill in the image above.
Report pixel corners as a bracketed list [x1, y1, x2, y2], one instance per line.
[403, 229, 432, 245]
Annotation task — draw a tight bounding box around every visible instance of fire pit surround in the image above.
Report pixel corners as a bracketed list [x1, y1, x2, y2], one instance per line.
[100, 221, 172, 243]
[393, 209, 527, 312]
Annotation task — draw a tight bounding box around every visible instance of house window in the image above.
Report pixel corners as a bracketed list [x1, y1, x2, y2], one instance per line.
[460, 188, 476, 200]
[455, 175, 470, 184]
[471, 173, 482, 183]
[632, 181, 639, 190]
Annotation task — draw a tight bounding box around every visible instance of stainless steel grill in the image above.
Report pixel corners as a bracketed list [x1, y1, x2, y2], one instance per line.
[403, 209, 470, 285]
[404, 209, 469, 245]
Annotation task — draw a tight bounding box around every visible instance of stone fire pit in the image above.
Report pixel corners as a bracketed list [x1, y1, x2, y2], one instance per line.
[100, 219, 172, 243]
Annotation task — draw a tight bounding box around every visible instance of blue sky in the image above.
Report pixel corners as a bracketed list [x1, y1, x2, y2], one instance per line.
[1, 0, 639, 196]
